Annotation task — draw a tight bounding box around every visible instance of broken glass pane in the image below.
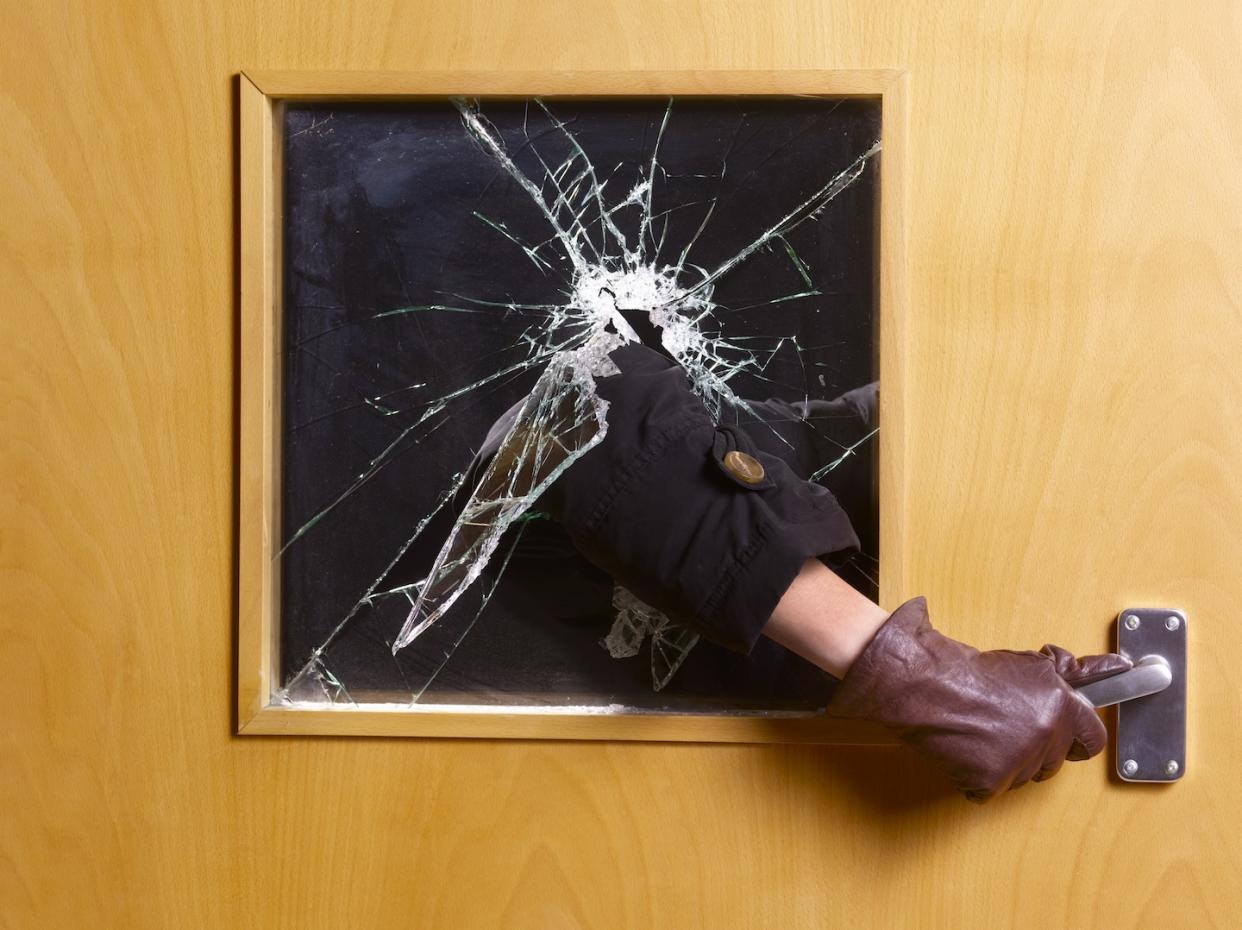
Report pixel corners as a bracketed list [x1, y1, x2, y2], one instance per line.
[277, 96, 881, 712]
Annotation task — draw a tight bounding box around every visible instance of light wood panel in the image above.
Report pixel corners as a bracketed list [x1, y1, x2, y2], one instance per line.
[2, 1, 1240, 928]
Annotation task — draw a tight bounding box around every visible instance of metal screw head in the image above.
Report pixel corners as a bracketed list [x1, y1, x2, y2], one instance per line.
[1165, 616, 1181, 631]
[1122, 759, 1139, 776]
[1165, 760, 1180, 776]
[1125, 615, 1141, 630]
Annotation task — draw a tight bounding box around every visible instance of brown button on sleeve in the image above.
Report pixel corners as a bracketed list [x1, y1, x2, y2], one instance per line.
[723, 450, 766, 485]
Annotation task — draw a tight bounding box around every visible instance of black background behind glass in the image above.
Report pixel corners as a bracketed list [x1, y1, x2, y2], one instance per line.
[279, 97, 880, 711]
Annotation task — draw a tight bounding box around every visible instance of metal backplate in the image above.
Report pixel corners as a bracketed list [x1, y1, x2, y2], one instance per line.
[1116, 608, 1187, 782]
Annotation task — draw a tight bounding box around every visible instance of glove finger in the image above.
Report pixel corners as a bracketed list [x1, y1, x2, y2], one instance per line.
[1032, 758, 1065, 782]
[1066, 697, 1109, 761]
[1033, 731, 1075, 782]
[1042, 645, 1133, 687]
[952, 767, 1004, 805]
[1068, 651, 1133, 686]
[1009, 760, 1044, 792]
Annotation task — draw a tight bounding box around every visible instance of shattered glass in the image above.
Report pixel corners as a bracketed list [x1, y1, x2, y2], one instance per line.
[278, 97, 881, 712]
[604, 587, 702, 693]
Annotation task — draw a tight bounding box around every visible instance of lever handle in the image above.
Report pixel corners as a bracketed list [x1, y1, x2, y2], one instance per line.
[1075, 655, 1172, 709]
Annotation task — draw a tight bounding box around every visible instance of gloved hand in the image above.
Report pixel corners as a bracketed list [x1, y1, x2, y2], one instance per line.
[826, 597, 1133, 802]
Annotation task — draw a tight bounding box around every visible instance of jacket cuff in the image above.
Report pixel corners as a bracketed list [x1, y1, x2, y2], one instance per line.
[697, 486, 860, 654]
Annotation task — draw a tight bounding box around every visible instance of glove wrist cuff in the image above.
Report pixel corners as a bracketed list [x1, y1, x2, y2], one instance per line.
[826, 595, 957, 722]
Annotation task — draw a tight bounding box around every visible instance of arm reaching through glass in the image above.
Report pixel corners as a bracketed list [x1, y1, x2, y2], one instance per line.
[490, 343, 1130, 802]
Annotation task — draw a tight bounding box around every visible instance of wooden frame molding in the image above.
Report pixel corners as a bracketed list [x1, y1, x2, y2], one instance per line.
[237, 69, 908, 743]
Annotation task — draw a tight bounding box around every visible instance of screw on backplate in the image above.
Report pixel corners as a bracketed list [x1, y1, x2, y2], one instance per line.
[1122, 759, 1139, 777]
[1166, 616, 1181, 631]
[1125, 615, 1141, 630]
[1165, 760, 1180, 776]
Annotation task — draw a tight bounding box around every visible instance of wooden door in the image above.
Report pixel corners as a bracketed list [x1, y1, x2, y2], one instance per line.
[3, 2, 1239, 927]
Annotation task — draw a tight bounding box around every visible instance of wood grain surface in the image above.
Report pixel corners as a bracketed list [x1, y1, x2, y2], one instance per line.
[2, 2, 1240, 927]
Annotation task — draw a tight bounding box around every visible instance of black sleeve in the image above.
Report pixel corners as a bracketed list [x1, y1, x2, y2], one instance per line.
[536, 344, 861, 654]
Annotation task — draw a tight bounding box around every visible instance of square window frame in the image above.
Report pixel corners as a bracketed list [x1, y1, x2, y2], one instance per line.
[237, 69, 909, 742]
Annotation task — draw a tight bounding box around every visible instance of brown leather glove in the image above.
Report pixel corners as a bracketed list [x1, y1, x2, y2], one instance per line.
[826, 597, 1132, 803]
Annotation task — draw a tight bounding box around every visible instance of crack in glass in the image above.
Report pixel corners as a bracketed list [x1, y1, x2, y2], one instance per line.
[277, 98, 880, 707]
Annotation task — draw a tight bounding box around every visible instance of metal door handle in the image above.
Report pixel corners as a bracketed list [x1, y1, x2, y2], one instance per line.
[1075, 655, 1172, 708]
[1073, 608, 1187, 783]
